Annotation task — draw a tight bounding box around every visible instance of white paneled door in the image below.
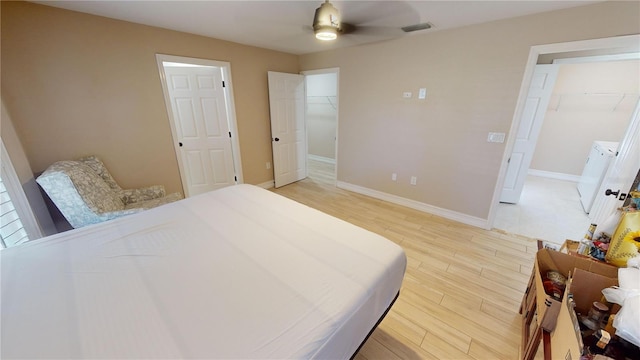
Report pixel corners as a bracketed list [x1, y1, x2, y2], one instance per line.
[268, 71, 307, 188]
[500, 64, 559, 203]
[163, 65, 236, 197]
[589, 100, 640, 225]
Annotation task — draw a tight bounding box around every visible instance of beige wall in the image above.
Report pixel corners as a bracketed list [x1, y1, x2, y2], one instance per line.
[3, 1, 639, 223]
[532, 60, 639, 176]
[300, 1, 640, 219]
[1, 1, 299, 194]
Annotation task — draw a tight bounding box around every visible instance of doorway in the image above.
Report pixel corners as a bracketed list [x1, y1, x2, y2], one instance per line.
[496, 58, 638, 244]
[302, 68, 339, 184]
[156, 54, 243, 197]
[488, 36, 638, 243]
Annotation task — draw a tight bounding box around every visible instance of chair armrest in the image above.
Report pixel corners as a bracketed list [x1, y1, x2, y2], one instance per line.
[95, 208, 144, 221]
[120, 185, 166, 204]
[124, 192, 183, 211]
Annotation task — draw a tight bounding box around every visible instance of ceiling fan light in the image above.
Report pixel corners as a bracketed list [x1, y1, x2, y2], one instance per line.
[313, 1, 340, 41]
[315, 26, 338, 41]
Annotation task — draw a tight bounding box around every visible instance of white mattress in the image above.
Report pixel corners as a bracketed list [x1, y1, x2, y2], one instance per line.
[1, 184, 406, 359]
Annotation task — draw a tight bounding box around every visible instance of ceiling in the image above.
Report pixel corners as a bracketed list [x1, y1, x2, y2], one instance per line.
[33, 0, 604, 55]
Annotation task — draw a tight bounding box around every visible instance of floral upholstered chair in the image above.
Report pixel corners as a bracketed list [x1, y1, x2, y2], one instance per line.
[36, 156, 183, 228]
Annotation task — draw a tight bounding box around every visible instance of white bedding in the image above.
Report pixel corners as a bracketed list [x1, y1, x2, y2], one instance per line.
[1, 184, 406, 359]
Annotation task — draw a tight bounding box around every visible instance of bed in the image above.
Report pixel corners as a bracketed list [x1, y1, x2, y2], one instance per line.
[1, 184, 406, 359]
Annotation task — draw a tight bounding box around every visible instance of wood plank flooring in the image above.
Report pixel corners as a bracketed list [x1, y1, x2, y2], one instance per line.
[271, 159, 537, 360]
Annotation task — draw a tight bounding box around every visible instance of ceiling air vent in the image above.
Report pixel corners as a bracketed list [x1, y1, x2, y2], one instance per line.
[401, 22, 433, 33]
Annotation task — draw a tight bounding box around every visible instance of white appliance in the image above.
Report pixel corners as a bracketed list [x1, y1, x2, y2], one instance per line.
[577, 141, 619, 213]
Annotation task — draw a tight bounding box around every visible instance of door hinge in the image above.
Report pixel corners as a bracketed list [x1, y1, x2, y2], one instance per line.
[222, 81, 226, 87]
[229, 132, 232, 138]
[234, 176, 237, 182]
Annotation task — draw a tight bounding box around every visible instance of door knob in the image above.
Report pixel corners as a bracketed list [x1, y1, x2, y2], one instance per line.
[274, 138, 280, 142]
[605, 189, 619, 197]
[179, 142, 183, 147]
[604, 189, 620, 197]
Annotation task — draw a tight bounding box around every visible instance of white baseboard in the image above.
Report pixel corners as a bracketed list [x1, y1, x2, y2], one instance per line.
[308, 154, 336, 164]
[255, 180, 275, 189]
[528, 169, 580, 182]
[336, 181, 488, 229]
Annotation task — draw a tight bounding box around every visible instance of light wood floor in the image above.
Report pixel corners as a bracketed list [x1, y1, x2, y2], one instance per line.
[271, 159, 538, 360]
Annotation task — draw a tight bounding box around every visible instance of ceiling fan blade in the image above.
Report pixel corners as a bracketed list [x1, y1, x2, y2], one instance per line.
[341, 24, 405, 38]
[339, 1, 420, 28]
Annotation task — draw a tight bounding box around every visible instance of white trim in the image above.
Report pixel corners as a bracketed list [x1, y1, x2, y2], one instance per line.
[552, 52, 640, 64]
[161, 62, 211, 68]
[301, 67, 340, 76]
[1, 140, 43, 242]
[527, 169, 580, 183]
[155, 54, 244, 197]
[308, 154, 336, 164]
[336, 181, 488, 229]
[255, 180, 275, 189]
[489, 34, 640, 230]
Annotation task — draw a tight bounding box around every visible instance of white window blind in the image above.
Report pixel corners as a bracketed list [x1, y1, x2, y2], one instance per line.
[0, 176, 29, 248]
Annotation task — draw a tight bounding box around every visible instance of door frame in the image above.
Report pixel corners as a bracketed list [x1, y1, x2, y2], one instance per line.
[488, 34, 640, 229]
[155, 54, 243, 196]
[301, 67, 340, 181]
[1, 139, 43, 244]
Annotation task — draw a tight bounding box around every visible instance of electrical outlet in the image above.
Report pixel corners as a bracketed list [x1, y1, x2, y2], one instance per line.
[392, 173, 397, 181]
[410, 176, 417, 185]
[266, 162, 271, 169]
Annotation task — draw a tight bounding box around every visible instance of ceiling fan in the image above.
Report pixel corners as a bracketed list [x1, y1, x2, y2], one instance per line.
[311, 0, 431, 41]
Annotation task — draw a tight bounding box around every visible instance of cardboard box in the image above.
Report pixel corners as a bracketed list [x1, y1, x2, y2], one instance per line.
[560, 239, 580, 255]
[535, 249, 617, 320]
[570, 268, 619, 315]
[536, 248, 618, 279]
[534, 249, 618, 360]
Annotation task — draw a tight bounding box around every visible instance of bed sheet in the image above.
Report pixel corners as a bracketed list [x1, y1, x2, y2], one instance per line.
[1, 184, 406, 359]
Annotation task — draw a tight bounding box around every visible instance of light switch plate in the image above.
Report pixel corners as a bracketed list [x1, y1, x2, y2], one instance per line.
[418, 88, 427, 99]
[487, 132, 506, 143]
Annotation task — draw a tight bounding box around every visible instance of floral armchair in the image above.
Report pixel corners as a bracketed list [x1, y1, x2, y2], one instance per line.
[36, 155, 183, 229]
